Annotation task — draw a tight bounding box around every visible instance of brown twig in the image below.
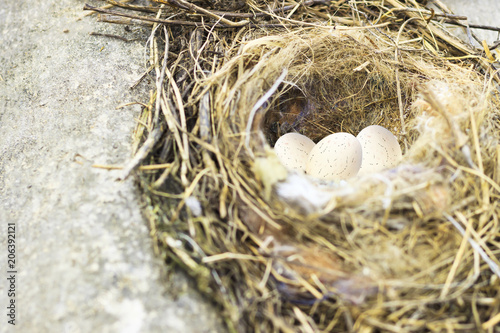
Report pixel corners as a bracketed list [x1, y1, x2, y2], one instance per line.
[101, 0, 332, 20]
[153, 0, 250, 27]
[443, 20, 500, 33]
[119, 126, 165, 180]
[84, 4, 303, 29]
[391, 7, 467, 20]
[488, 40, 500, 52]
[93, 163, 172, 170]
[102, 0, 159, 13]
[80, 0, 133, 18]
[89, 31, 137, 42]
[84, 4, 203, 26]
[98, 14, 154, 26]
[208, 0, 332, 19]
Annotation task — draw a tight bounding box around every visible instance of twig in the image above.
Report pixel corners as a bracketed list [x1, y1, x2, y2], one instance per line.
[97, 14, 154, 26]
[84, 4, 301, 29]
[391, 7, 467, 20]
[443, 20, 500, 33]
[103, 0, 158, 13]
[89, 32, 137, 42]
[119, 126, 164, 180]
[153, 0, 249, 27]
[80, 0, 133, 18]
[207, 0, 331, 19]
[84, 4, 206, 26]
[131, 64, 155, 89]
[103, 0, 332, 20]
[93, 163, 172, 170]
[431, 0, 453, 14]
[465, 22, 479, 48]
[488, 40, 500, 52]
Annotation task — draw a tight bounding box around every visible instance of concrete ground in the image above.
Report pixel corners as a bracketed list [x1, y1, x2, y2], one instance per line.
[0, 0, 498, 333]
[0, 1, 224, 332]
[438, 0, 500, 47]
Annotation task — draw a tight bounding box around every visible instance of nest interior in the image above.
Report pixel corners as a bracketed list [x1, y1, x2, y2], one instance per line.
[88, 0, 500, 331]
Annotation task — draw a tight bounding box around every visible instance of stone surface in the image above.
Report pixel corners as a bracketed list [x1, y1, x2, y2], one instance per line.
[0, 1, 224, 332]
[439, 0, 500, 46]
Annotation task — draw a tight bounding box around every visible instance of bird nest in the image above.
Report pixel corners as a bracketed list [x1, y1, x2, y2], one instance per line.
[87, 0, 500, 331]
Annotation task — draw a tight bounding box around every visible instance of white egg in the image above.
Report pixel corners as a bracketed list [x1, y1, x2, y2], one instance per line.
[356, 125, 402, 176]
[306, 133, 362, 180]
[274, 133, 315, 173]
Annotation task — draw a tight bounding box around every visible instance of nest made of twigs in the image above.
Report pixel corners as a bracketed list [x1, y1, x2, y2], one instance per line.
[87, 0, 500, 331]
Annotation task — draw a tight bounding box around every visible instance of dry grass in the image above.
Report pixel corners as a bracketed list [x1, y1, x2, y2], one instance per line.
[88, 0, 500, 331]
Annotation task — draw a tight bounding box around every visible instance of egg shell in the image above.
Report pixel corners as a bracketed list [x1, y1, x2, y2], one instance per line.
[306, 133, 362, 180]
[274, 133, 315, 173]
[356, 125, 402, 176]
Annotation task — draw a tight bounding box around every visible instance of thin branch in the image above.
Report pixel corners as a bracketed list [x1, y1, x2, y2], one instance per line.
[102, 0, 332, 19]
[102, 0, 159, 13]
[391, 7, 467, 20]
[119, 126, 164, 180]
[89, 31, 138, 42]
[153, 0, 250, 27]
[84, 4, 301, 28]
[98, 14, 154, 26]
[79, 0, 133, 18]
[443, 20, 500, 33]
[208, 0, 331, 19]
[84, 4, 204, 26]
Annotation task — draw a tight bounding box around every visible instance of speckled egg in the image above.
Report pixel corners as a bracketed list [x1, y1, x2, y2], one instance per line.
[306, 133, 362, 180]
[356, 125, 402, 176]
[274, 133, 315, 173]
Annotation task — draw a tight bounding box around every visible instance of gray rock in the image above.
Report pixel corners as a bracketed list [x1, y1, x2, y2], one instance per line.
[0, 1, 224, 332]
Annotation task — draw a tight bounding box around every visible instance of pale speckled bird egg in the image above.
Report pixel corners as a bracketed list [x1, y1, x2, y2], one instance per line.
[356, 125, 402, 176]
[274, 133, 316, 173]
[306, 133, 362, 180]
